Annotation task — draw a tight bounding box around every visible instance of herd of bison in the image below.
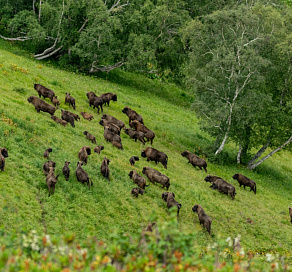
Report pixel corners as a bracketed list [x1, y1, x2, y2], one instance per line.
[1, 83, 292, 235]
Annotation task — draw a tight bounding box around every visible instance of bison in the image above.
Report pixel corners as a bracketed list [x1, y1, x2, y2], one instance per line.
[61, 110, 75, 127]
[99, 119, 121, 135]
[94, 145, 104, 155]
[103, 126, 122, 143]
[87, 92, 103, 113]
[100, 92, 117, 106]
[289, 207, 292, 224]
[65, 93, 76, 110]
[142, 166, 170, 190]
[204, 175, 222, 183]
[122, 107, 144, 124]
[101, 157, 110, 181]
[62, 161, 70, 181]
[162, 192, 181, 217]
[43, 148, 52, 160]
[51, 115, 68, 126]
[129, 156, 139, 166]
[145, 222, 155, 232]
[131, 187, 144, 197]
[78, 146, 91, 164]
[27, 95, 56, 115]
[46, 167, 59, 197]
[101, 114, 125, 129]
[52, 96, 60, 107]
[124, 128, 146, 145]
[112, 141, 123, 150]
[42, 160, 56, 175]
[210, 179, 236, 200]
[129, 120, 155, 144]
[141, 147, 168, 169]
[232, 173, 257, 194]
[181, 150, 207, 173]
[192, 204, 212, 235]
[0, 147, 8, 171]
[76, 161, 92, 188]
[128, 170, 149, 189]
[83, 131, 97, 144]
[65, 110, 80, 121]
[80, 112, 94, 121]
[34, 84, 55, 101]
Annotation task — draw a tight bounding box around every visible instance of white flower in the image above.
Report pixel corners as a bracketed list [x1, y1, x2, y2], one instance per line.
[266, 253, 274, 262]
[226, 237, 232, 247]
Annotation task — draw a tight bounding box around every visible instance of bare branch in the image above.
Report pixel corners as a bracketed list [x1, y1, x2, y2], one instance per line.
[78, 19, 89, 33]
[107, 0, 130, 12]
[35, 46, 63, 60]
[89, 60, 125, 73]
[0, 34, 31, 41]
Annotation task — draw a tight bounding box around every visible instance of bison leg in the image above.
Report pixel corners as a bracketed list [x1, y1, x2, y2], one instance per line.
[203, 166, 207, 173]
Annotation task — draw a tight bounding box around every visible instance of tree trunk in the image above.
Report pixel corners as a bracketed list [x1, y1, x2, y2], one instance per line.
[237, 145, 242, 164]
[247, 136, 292, 170]
[33, 0, 36, 13]
[38, 0, 42, 23]
[247, 139, 271, 169]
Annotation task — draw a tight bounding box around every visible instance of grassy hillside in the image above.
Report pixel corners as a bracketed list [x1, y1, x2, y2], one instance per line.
[0, 41, 292, 255]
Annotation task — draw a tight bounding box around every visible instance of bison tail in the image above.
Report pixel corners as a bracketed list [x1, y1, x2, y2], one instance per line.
[254, 185, 256, 194]
[204, 166, 207, 173]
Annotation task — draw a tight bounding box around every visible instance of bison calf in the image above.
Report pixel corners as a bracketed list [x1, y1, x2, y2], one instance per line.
[232, 173, 257, 194]
[141, 147, 168, 169]
[129, 170, 149, 190]
[99, 119, 121, 135]
[101, 157, 110, 181]
[94, 145, 104, 155]
[46, 167, 59, 197]
[42, 161, 56, 175]
[34, 84, 55, 101]
[192, 204, 212, 235]
[124, 128, 146, 144]
[210, 179, 236, 200]
[76, 161, 92, 188]
[80, 112, 94, 121]
[78, 146, 91, 164]
[131, 187, 144, 197]
[52, 96, 60, 107]
[129, 156, 139, 166]
[181, 150, 207, 173]
[65, 93, 76, 110]
[101, 114, 125, 129]
[162, 192, 181, 217]
[61, 110, 75, 127]
[122, 107, 144, 124]
[51, 115, 68, 126]
[83, 131, 97, 144]
[100, 92, 117, 106]
[43, 148, 52, 160]
[62, 161, 70, 181]
[129, 120, 155, 144]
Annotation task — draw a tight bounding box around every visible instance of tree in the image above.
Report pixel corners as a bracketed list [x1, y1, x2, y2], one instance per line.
[183, 4, 292, 169]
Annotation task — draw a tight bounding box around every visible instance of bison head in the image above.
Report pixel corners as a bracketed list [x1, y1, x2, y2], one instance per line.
[181, 151, 189, 157]
[27, 96, 33, 103]
[112, 94, 117, 101]
[122, 107, 128, 114]
[141, 150, 146, 158]
[128, 170, 134, 178]
[232, 174, 239, 180]
[192, 205, 199, 213]
[162, 192, 169, 202]
[204, 175, 212, 182]
[1, 148, 8, 158]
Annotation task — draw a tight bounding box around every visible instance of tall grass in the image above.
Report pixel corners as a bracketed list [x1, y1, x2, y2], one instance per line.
[0, 41, 291, 254]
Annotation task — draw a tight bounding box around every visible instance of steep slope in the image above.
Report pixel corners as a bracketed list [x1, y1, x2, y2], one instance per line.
[0, 43, 291, 251]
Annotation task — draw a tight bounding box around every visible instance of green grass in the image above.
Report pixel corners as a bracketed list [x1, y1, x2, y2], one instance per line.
[0, 40, 291, 255]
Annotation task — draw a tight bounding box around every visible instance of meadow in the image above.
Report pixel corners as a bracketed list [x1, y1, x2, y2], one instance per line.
[0, 39, 292, 261]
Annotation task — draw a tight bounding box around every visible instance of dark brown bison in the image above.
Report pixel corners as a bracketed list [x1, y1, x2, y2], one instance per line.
[65, 93, 76, 110]
[87, 92, 103, 113]
[43, 148, 52, 160]
[142, 166, 170, 190]
[103, 126, 122, 143]
[34, 84, 55, 101]
[61, 110, 75, 127]
[52, 96, 60, 107]
[101, 157, 110, 181]
[145, 222, 155, 232]
[112, 141, 123, 150]
[162, 192, 181, 217]
[51, 115, 68, 126]
[181, 150, 207, 173]
[42, 160, 56, 175]
[100, 92, 117, 106]
[192, 204, 212, 235]
[62, 161, 70, 181]
[80, 112, 94, 121]
[46, 167, 59, 197]
[65, 110, 80, 121]
[124, 128, 146, 144]
[289, 207, 292, 224]
[122, 107, 144, 124]
[232, 173, 257, 194]
[204, 175, 222, 183]
[27, 96, 56, 115]
[0, 147, 8, 171]
[210, 179, 236, 200]
[129, 156, 139, 166]
[83, 131, 97, 144]
[131, 187, 144, 197]
[99, 119, 121, 135]
[129, 120, 155, 144]
[78, 146, 91, 164]
[141, 147, 168, 169]
[94, 145, 104, 155]
[101, 114, 125, 129]
[128, 170, 149, 189]
[76, 161, 92, 188]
